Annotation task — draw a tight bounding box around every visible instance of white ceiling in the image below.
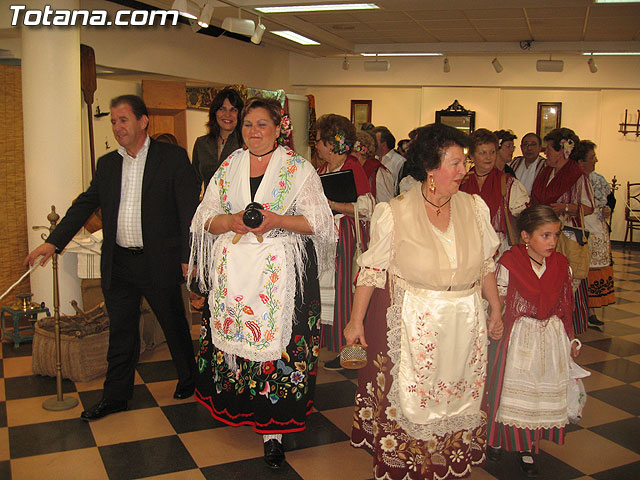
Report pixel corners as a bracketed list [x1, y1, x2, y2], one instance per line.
[140, 0, 640, 57]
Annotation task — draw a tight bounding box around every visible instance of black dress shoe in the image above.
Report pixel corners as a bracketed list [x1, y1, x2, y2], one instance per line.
[518, 452, 539, 478]
[173, 382, 195, 399]
[81, 398, 127, 421]
[264, 439, 285, 469]
[486, 446, 502, 462]
[588, 314, 605, 326]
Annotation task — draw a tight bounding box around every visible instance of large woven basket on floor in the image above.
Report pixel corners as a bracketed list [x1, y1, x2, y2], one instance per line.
[32, 323, 109, 383]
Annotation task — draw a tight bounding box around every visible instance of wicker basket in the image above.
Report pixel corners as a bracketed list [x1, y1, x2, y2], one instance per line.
[32, 324, 108, 382]
[340, 344, 367, 369]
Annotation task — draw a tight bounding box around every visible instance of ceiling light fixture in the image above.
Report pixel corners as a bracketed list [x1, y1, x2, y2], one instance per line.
[171, 0, 198, 20]
[443, 57, 450, 73]
[256, 3, 379, 14]
[271, 30, 319, 45]
[364, 59, 390, 71]
[536, 58, 564, 72]
[492, 57, 503, 73]
[222, 8, 255, 36]
[588, 56, 598, 73]
[251, 20, 266, 44]
[582, 52, 640, 55]
[197, 2, 214, 28]
[360, 52, 442, 57]
[593, 0, 640, 3]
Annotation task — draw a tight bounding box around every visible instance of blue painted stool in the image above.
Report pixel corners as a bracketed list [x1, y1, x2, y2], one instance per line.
[1, 304, 50, 349]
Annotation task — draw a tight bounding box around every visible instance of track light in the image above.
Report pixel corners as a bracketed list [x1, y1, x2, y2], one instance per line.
[492, 57, 503, 73]
[342, 56, 350, 70]
[197, 2, 214, 28]
[443, 56, 450, 73]
[171, 0, 198, 20]
[251, 22, 266, 44]
[588, 56, 598, 73]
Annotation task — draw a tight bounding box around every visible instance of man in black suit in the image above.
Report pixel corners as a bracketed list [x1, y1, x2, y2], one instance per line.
[25, 95, 199, 420]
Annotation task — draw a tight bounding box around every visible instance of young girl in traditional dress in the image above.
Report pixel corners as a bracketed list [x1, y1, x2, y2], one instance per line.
[485, 204, 580, 477]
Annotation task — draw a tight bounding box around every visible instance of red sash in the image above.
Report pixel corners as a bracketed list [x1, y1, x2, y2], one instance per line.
[460, 167, 503, 220]
[531, 160, 584, 205]
[499, 244, 574, 337]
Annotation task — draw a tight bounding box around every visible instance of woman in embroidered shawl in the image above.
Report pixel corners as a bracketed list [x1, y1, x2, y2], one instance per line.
[344, 123, 503, 480]
[189, 97, 336, 469]
[575, 140, 615, 325]
[531, 127, 595, 335]
[460, 129, 529, 259]
[315, 114, 375, 370]
[485, 204, 580, 477]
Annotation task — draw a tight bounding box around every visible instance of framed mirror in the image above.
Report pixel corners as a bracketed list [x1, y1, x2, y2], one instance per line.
[435, 100, 475, 133]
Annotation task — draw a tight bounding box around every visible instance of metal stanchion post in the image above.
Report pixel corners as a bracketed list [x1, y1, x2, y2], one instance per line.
[41, 205, 79, 411]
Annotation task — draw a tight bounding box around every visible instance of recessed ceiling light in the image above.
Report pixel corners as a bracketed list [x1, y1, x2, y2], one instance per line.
[582, 52, 640, 55]
[256, 4, 379, 14]
[271, 30, 320, 45]
[593, 1, 640, 4]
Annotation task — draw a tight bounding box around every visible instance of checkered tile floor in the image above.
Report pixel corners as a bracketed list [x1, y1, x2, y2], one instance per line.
[1, 247, 639, 480]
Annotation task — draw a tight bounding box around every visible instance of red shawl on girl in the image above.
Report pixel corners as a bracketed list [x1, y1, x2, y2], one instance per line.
[499, 244, 574, 339]
[317, 154, 371, 197]
[531, 159, 584, 205]
[459, 167, 504, 223]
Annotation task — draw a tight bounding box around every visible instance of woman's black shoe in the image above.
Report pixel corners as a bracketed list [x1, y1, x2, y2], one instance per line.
[518, 452, 539, 478]
[487, 446, 502, 462]
[264, 439, 285, 469]
[588, 314, 604, 326]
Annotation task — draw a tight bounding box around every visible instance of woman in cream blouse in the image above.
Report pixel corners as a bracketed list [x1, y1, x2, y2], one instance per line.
[345, 123, 503, 480]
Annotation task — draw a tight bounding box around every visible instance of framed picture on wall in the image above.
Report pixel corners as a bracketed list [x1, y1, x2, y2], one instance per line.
[536, 102, 562, 140]
[350, 100, 372, 130]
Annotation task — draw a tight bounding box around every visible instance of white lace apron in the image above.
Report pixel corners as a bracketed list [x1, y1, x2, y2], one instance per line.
[388, 277, 487, 440]
[496, 315, 571, 429]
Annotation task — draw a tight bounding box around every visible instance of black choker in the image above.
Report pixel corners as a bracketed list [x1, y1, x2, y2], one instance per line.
[250, 144, 277, 162]
[421, 188, 451, 216]
[474, 170, 491, 178]
[529, 255, 544, 267]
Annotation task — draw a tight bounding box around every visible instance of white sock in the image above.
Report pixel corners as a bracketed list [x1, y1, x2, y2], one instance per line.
[520, 452, 534, 463]
[263, 434, 282, 443]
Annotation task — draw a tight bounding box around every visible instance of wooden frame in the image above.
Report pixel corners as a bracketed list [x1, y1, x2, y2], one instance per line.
[435, 100, 475, 133]
[350, 100, 372, 130]
[536, 102, 562, 140]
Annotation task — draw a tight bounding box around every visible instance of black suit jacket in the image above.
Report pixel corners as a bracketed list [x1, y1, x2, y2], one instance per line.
[47, 140, 200, 289]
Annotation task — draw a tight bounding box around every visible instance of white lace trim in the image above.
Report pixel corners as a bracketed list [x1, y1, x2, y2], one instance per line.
[386, 281, 483, 440]
[357, 267, 386, 288]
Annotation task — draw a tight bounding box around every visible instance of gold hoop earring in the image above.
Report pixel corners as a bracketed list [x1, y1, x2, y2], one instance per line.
[428, 175, 436, 194]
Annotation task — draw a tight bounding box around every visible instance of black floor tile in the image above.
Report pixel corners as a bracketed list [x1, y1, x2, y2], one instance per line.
[136, 359, 178, 383]
[282, 411, 349, 451]
[0, 460, 10, 480]
[484, 449, 583, 480]
[599, 322, 640, 337]
[591, 460, 640, 480]
[0, 358, 4, 378]
[585, 337, 640, 356]
[563, 422, 583, 433]
[78, 384, 158, 411]
[589, 417, 640, 454]
[99, 435, 197, 480]
[1, 341, 32, 358]
[338, 368, 359, 379]
[608, 296, 632, 304]
[586, 358, 640, 383]
[0, 401, 6, 428]
[4, 374, 76, 401]
[312, 381, 357, 410]
[8, 418, 96, 458]
[201, 456, 303, 480]
[161, 401, 227, 434]
[588, 384, 640, 415]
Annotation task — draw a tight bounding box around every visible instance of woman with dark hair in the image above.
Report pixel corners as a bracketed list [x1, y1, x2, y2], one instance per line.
[192, 88, 244, 190]
[494, 129, 517, 176]
[353, 130, 395, 202]
[575, 140, 615, 326]
[460, 128, 529, 258]
[189, 97, 336, 468]
[531, 127, 595, 334]
[345, 123, 503, 480]
[314, 114, 374, 370]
